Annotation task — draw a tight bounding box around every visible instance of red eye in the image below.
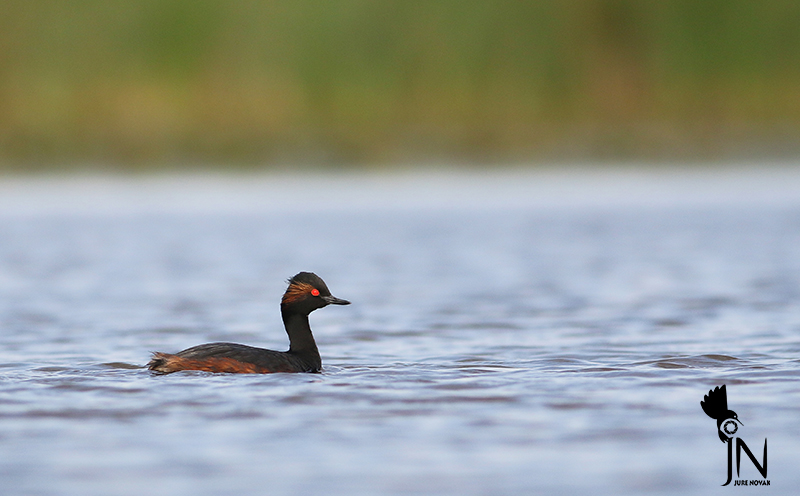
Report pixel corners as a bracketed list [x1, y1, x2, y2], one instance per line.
[311, 289, 320, 296]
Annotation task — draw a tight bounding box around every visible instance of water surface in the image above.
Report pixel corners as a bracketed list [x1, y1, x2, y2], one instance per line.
[1, 166, 799, 495]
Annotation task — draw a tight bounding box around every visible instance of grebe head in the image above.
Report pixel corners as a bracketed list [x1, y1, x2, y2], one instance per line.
[281, 272, 350, 314]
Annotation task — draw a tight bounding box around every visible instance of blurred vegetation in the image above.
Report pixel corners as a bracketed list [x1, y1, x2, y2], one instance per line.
[1, 0, 800, 168]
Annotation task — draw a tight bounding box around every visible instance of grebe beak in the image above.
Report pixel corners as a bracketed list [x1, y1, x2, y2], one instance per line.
[321, 295, 350, 305]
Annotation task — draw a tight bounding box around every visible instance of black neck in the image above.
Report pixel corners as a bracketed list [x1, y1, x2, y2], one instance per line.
[282, 308, 321, 370]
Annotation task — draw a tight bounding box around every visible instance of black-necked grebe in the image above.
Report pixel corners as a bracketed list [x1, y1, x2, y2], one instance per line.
[147, 272, 350, 374]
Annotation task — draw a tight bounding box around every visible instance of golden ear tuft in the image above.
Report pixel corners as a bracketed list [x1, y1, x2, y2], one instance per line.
[282, 282, 316, 304]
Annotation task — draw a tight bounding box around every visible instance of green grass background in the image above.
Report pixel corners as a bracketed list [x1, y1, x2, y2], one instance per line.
[2, 1, 799, 168]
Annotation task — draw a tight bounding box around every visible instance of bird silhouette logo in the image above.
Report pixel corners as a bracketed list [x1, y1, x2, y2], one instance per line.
[700, 385, 742, 442]
[700, 384, 768, 486]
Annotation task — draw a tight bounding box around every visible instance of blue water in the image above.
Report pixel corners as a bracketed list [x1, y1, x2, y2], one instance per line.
[0, 167, 799, 495]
